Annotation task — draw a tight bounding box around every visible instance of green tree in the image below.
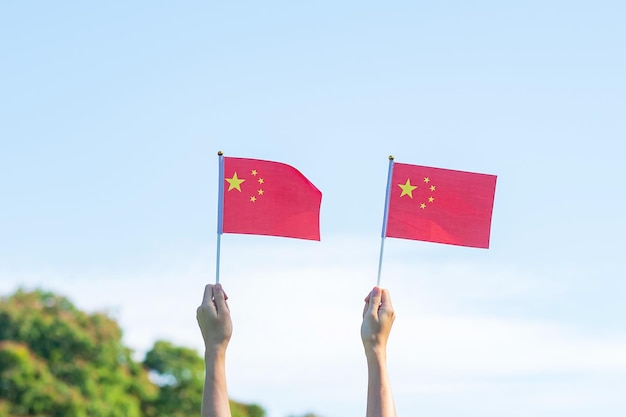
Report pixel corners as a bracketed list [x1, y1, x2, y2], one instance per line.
[230, 400, 266, 417]
[143, 340, 265, 417]
[0, 289, 156, 417]
[0, 289, 266, 417]
[143, 340, 204, 417]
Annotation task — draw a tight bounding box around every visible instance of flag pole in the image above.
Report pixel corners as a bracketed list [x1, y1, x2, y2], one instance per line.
[377, 155, 394, 287]
[216, 151, 225, 284]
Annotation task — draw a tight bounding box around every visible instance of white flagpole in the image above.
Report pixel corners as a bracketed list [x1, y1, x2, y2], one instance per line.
[216, 151, 225, 284]
[377, 155, 394, 287]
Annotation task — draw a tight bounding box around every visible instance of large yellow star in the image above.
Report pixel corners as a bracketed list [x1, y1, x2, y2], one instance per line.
[225, 172, 245, 191]
[398, 179, 417, 198]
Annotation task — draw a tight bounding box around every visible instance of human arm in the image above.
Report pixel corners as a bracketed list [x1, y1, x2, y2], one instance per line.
[197, 283, 233, 417]
[361, 287, 396, 417]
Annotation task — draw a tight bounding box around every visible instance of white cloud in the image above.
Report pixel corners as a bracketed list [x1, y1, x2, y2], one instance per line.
[1, 236, 625, 417]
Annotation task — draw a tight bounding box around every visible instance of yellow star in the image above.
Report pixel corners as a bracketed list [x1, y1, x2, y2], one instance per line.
[251, 169, 258, 176]
[424, 177, 430, 183]
[258, 178, 264, 184]
[398, 179, 417, 198]
[225, 172, 245, 192]
[258, 189, 264, 195]
[430, 185, 436, 192]
[420, 203, 426, 209]
[428, 196, 434, 203]
[250, 196, 257, 202]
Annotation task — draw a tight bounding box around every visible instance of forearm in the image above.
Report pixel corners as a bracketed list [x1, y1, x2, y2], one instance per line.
[202, 349, 231, 417]
[365, 352, 396, 417]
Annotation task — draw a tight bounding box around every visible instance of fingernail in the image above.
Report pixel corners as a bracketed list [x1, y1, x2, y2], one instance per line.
[372, 287, 380, 295]
[215, 283, 222, 291]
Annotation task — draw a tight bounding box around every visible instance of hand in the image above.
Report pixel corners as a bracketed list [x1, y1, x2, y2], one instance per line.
[361, 287, 395, 358]
[197, 284, 232, 352]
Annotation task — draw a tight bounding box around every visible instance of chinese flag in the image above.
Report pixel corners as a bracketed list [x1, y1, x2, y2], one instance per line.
[220, 157, 322, 240]
[385, 163, 496, 248]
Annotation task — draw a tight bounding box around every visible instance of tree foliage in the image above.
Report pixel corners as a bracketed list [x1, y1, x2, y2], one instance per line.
[143, 340, 204, 417]
[0, 289, 154, 417]
[0, 289, 265, 417]
[230, 401, 266, 417]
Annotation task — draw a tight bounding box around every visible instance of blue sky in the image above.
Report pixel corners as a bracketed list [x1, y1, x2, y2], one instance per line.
[1, 1, 625, 416]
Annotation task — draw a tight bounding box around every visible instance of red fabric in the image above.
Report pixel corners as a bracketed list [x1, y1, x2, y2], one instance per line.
[222, 157, 322, 240]
[386, 163, 497, 248]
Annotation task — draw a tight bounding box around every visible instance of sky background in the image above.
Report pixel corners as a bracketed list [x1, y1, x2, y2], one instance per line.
[1, 1, 625, 416]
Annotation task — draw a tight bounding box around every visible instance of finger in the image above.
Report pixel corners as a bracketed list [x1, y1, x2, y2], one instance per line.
[198, 285, 218, 321]
[366, 287, 382, 316]
[201, 284, 215, 306]
[213, 283, 229, 314]
[380, 288, 393, 309]
[380, 289, 395, 322]
[363, 288, 374, 318]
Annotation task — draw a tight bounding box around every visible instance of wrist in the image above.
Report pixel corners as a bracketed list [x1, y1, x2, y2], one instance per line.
[364, 346, 387, 363]
[205, 345, 228, 361]
[204, 336, 230, 352]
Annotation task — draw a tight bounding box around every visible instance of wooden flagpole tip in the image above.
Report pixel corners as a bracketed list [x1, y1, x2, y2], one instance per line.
[388, 155, 394, 160]
[217, 150, 223, 156]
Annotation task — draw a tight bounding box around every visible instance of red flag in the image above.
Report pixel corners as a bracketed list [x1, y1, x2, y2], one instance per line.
[385, 162, 496, 248]
[219, 157, 322, 240]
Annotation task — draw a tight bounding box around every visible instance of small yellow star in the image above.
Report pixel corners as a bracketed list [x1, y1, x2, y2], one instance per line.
[251, 169, 257, 176]
[250, 196, 257, 202]
[225, 172, 245, 192]
[428, 196, 434, 203]
[258, 178, 264, 184]
[424, 177, 430, 183]
[420, 203, 426, 209]
[258, 189, 264, 195]
[398, 179, 417, 198]
[430, 185, 436, 192]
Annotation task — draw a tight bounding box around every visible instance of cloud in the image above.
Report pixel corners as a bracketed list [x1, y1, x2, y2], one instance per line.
[1, 236, 625, 416]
